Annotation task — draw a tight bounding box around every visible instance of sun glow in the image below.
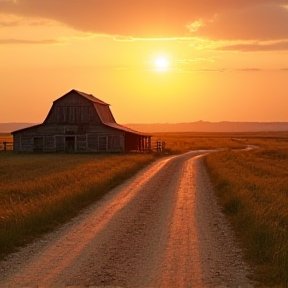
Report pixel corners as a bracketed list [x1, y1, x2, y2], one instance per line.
[155, 57, 169, 71]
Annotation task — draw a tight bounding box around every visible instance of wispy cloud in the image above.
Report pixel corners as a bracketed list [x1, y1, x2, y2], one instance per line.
[177, 57, 218, 65]
[0, 13, 61, 27]
[217, 40, 288, 52]
[186, 20, 205, 33]
[177, 67, 264, 74]
[0, 38, 60, 44]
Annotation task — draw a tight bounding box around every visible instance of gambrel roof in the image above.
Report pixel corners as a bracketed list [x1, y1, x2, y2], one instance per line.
[12, 89, 149, 136]
[53, 89, 117, 124]
[65, 89, 147, 135]
[57, 89, 108, 105]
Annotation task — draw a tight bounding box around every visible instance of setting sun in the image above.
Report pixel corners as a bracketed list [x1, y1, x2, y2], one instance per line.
[0, 0, 287, 125]
[155, 57, 169, 71]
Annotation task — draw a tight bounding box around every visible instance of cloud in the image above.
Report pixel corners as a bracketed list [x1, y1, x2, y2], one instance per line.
[0, 0, 287, 41]
[187, 20, 205, 33]
[0, 38, 60, 44]
[178, 67, 264, 74]
[235, 68, 261, 72]
[177, 57, 217, 64]
[195, 3, 288, 41]
[217, 41, 288, 52]
[0, 13, 60, 27]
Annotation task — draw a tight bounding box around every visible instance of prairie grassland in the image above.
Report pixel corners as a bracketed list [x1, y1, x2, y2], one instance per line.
[1, 131, 288, 286]
[205, 134, 288, 286]
[0, 152, 155, 256]
[0, 133, 12, 142]
[152, 132, 247, 153]
[0, 132, 242, 256]
[0, 133, 13, 150]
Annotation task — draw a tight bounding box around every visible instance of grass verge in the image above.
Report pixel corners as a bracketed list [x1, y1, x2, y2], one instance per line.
[204, 143, 288, 286]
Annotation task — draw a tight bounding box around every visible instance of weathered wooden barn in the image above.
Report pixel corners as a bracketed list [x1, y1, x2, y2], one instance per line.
[12, 89, 152, 153]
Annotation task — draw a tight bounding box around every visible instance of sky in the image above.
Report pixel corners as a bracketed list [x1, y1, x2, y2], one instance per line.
[1, 0, 288, 124]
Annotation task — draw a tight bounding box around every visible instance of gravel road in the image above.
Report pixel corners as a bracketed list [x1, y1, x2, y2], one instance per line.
[0, 150, 254, 287]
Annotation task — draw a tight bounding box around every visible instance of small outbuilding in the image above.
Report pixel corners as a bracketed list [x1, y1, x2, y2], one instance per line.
[12, 89, 152, 153]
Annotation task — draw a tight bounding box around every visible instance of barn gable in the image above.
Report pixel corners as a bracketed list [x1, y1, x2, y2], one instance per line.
[12, 89, 151, 153]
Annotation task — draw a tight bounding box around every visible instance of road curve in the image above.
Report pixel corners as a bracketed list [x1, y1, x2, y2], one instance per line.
[0, 151, 253, 287]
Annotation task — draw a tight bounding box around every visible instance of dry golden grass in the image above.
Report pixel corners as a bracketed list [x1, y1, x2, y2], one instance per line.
[0, 133, 12, 142]
[152, 132, 247, 153]
[0, 133, 13, 150]
[0, 152, 155, 256]
[2, 131, 288, 287]
[205, 135, 288, 286]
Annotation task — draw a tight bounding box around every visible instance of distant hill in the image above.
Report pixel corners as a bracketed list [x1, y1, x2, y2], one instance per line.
[125, 121, 288, 133]
[0, 123, 38, 133]
[1, 121, 288, 133]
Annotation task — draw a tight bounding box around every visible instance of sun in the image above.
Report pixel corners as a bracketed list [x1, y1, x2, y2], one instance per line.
[155, 57, 169, 71]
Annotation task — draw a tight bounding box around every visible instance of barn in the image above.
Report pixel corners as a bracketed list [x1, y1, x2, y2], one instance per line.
[12, 89, 152, 153]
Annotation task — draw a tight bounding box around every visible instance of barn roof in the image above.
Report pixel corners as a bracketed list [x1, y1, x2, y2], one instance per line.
[72, 90, 149, 135]
[104, 122, 150, 136]
[56, 89, 109, 105]
[12, 89, 151, 136]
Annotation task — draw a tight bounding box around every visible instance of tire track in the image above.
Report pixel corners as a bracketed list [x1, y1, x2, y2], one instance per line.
[0, 151, 253, 287]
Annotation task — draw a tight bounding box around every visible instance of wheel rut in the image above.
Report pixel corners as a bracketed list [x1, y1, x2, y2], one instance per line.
[0, 151, 253, 287]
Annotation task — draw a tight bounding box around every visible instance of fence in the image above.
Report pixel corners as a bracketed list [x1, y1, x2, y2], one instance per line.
[0, 142, 13, 151]
[153, 140, 166, 152]
[0, 141, 166, 153]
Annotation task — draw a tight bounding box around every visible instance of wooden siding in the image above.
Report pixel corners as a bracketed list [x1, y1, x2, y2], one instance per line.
[13, 123, 125, 153]
[12, 89, 151, 153]
[45, 92, 102, 125]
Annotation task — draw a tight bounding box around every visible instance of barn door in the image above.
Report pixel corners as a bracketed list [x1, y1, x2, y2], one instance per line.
[65, 136, 75, 153]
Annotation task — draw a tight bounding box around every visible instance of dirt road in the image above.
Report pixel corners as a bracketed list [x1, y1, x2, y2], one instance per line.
[0, 151, 253, 287]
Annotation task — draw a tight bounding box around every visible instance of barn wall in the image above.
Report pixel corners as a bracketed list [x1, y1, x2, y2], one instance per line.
[124, 133, 151, 153]
[13, 124, 125, 153]
[12, 90, 150, 153]
[45, 92, 102, 125]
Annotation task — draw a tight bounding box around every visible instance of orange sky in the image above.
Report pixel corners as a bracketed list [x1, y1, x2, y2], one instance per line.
[1, 0, 288, 124]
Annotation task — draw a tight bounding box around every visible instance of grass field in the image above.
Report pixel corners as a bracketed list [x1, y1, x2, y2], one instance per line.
[1, 131, 288, 286]
[0, 133, 12, 142]
[0, 133, 13, 151]
[205, 134, 288, 286]
[152, 131, 247, 152]
[0, 152, 156, 256]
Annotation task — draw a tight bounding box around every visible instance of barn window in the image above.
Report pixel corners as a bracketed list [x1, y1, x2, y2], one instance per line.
[87, 134, 98, 150]
[20, 136, 32, 150]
